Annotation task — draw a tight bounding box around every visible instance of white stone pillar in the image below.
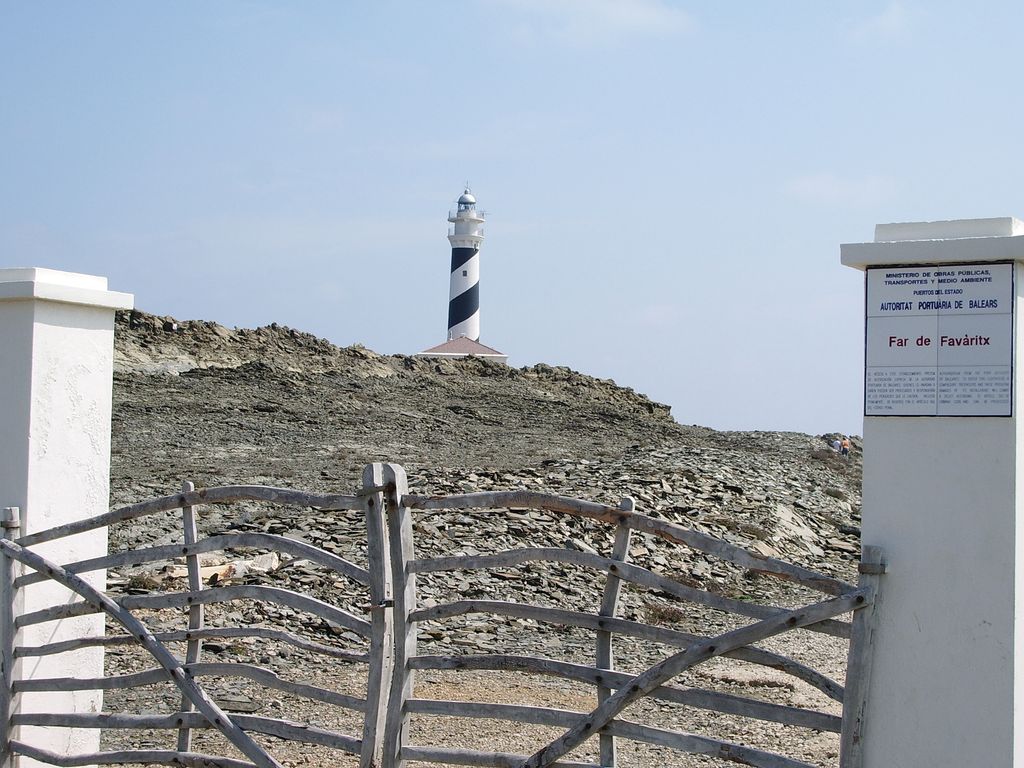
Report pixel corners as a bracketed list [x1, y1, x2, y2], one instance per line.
[0, 268, 133, 766]
[841, 218, 1024, 767]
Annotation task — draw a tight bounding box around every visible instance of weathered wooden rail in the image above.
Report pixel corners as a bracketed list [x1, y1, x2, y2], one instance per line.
[0, 462, 882, 768]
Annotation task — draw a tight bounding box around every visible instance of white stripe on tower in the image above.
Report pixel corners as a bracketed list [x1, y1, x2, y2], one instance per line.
[446, 188, 485, 341]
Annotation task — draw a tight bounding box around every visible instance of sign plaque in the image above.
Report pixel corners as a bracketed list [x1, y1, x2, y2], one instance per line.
[865, 262, 1014, 416]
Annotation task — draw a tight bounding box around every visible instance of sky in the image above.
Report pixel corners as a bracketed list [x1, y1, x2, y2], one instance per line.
[2, 1, 1023, 437]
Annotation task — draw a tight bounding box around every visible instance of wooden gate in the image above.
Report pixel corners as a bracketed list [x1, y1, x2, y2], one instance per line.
[0, 463, 882, 768]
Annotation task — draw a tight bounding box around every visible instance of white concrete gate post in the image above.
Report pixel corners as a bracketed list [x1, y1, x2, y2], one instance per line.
[0, 269, 133, 766]
[841, 218, 1024, 767]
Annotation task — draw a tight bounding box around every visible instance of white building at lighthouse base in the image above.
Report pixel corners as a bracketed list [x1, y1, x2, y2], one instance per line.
[415, 336, 507, 364]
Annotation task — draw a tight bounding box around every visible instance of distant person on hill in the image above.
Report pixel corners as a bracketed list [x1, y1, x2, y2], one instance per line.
[840, 437, 850, 458]
[832, 438, 841, 453]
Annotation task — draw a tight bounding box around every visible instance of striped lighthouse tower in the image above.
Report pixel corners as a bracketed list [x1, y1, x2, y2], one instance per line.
[446, 188, 485, 341]
[415, 187, 506, 363]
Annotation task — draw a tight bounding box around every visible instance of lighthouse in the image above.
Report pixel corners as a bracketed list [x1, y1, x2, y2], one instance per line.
[446, 188, 484, 341]
[416, 187, 506, 363]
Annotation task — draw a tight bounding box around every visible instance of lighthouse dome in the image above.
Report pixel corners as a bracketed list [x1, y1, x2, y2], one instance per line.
[458, 191, 476, 205]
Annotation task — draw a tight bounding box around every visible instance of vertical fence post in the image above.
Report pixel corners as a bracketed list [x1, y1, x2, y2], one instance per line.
[176, 481, 203, 753]
[595, 498, 634, 767]
[840, 545, 885, 768]
[381, 464, 413, 768]
[361, 463, 393, 768]
[0, 507, 21, 768]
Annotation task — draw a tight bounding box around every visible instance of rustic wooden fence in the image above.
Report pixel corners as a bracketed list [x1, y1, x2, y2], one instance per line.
[0, 462, 882, 768]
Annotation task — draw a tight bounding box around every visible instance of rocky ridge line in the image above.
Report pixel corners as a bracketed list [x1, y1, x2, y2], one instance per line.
[110, 310, 862, 588]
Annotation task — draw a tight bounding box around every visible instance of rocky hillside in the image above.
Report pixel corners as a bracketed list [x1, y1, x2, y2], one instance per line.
[111, 309, 863, 589]
[104, 310, 865, 765]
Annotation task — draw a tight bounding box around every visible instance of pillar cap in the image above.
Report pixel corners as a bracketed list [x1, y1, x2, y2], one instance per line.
[0, 267, 134, 310]
[876, 217, 1024, 242]
[841, 217, 1024, 271]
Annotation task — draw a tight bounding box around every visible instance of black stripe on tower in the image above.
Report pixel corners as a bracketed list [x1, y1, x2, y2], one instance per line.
[450, 246, 477, 272]
[448, 283, 480, 334]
